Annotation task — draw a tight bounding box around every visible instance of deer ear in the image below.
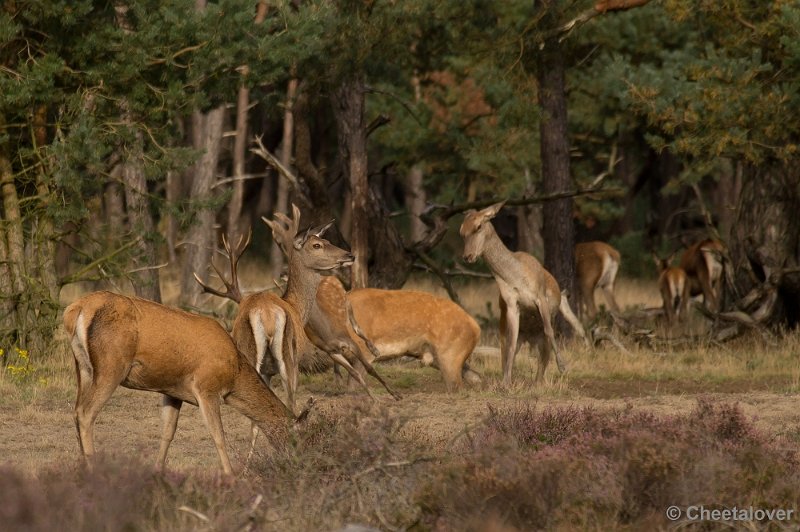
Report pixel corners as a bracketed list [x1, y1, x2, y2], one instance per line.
[313, 219, 335, 237]
[482, 200, 506, 219]
[295, 226, 312, 250]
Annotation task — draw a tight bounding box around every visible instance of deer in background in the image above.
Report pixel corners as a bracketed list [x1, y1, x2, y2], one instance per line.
[63, 291, 301, 475]
[460, 201, 585, 385]
[310, 276, 483, 392]
[680, 238, 725, 312]
[653, 252, 690, 324]
[575, 241, 621, 321]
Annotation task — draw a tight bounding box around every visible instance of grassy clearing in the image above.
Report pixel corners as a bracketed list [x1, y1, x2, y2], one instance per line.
[2, 273, 796, 530]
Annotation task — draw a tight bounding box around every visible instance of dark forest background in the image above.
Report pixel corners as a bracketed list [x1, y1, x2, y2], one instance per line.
[2, 0, 799, 355]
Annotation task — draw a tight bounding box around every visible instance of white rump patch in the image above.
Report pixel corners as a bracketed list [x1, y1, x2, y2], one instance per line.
[598, 253, 619, 289]
[71, 312, 93, 383]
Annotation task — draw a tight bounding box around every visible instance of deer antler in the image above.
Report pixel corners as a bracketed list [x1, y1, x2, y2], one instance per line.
[263, 203, 303, 251]
[193, 230, 252, 304]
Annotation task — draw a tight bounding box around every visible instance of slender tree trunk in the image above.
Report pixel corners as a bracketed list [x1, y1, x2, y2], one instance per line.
[179, 106, 225, 308]
[537, 35, 577, 325]
[404, 165, 426, 244]
[122, 131, 162, 302]
[269, 78, 298, 281]
[228, 1, 269, 243]
[332, 74, 369, 288]
[0, 140, 26, 346]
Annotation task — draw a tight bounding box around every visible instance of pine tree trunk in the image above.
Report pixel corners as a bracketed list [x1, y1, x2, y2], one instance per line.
[404, 165, 426, 244]
[228, 1, 269, 244]
[122, 133, 162, 303]
[180, 106, 225, 308]
[332, 74, 369, 288]
[537, 38, 577, 320]
[730, 163, 800, 326]
[269, 78, 298, 281]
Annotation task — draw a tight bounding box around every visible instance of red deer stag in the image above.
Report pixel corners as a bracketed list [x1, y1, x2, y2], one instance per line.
[460, 201, 585, 384]
[63, 291, 299, 475]
[197, 206, 398, 411]
[575, 241, 621, 320]
[680, 238, 725, 312]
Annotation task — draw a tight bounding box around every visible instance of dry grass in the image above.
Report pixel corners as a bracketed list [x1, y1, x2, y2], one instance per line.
[5, 271, 796, 530]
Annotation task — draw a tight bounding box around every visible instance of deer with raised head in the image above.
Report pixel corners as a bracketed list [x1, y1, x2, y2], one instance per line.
[62, 291, 302, 475]
[197, 205, 398, 413]
[680, 238, 725, 312]
[310, 275, 482, 391]
[575, 241, 621, 321]
[460, 201, 584, 384]
[653, 252, 690, 324]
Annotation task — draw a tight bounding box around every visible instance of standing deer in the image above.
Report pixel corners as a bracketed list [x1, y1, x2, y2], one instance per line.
[680, 238, 725, 312]
[575, 241, 621, 320]
[310, 276, 482, 391]
[196, 206, 398, 413]
[653, 253, 690, 324]
[460, 201, 582, 384]
[63, 291, 300, 475]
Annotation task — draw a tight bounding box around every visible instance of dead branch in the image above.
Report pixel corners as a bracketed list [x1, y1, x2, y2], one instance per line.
[553, 0, 652, 41]
[250, 135, 313, 206]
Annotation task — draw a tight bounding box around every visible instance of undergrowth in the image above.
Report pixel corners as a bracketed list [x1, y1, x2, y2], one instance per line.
[2, 400, 798, 531]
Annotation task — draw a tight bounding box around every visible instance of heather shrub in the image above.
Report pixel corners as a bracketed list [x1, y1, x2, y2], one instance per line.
[419, 400, 800, 530]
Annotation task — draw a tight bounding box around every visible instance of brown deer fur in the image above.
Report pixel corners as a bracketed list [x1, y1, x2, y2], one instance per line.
[575, 241, 621, 320]
[63, 291, 293, 475]
[679, 239, 725, 312]
[460, 201, 570, 384]
[653, 254, 690, 324]
[315, 277, 482, 391]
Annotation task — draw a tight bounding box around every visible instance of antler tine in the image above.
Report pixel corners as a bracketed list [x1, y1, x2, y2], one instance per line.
[192, 232, 247, 304]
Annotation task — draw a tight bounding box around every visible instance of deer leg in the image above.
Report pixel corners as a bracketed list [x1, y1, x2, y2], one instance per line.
[344, 342, 401, 400]
[246, 422, 259, 465]
[196, 393, 233, 475]
[74, 363, 126, 464]
[156, 395, 182, 471]
[501, 301, 520, 385]
[328, 351, 378, 402]
[539, 305, 565, 374]
[534, 334, 551, 383]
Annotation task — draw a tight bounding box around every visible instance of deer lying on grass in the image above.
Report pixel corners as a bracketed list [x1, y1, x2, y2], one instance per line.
[460, 201, 585, 384]
[63, 291, 303, 475]
[680, 238, 725, 312]
[653, 253, 690, 324]
[310, 276, 482, 391]
[575, 241, 621, 321]
[197, 206, 398, 412]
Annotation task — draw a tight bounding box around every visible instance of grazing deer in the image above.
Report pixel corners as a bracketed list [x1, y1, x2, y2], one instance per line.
[63, 291, 299, 475]
[679, 238, 725, 312]
[653, 253, 690, 324]
[311, 276, 482, 391]
[460, 201, 582, 384]
[575, 241, 621, 320]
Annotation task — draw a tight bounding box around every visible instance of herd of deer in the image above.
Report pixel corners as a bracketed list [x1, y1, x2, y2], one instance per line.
[62, 201, 725, 474]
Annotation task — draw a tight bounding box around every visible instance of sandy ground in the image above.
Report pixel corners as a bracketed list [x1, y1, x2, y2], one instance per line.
[2, 372, 799, 475]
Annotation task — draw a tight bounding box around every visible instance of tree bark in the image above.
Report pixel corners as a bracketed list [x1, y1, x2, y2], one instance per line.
[179, 106, 225, 308]
[228, 1, 269, 244]
[537, 33, 577, 321]
[730, 162, 800, 327]
[269, 78, 298, 281]
[404, 165, 426, 244]
[332, 74, 369, 288]
[122, 132, 162, 303]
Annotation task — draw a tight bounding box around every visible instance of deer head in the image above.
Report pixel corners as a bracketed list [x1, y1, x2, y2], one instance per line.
[459, 201, 506, 263]
[262, 204, 354, 271]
